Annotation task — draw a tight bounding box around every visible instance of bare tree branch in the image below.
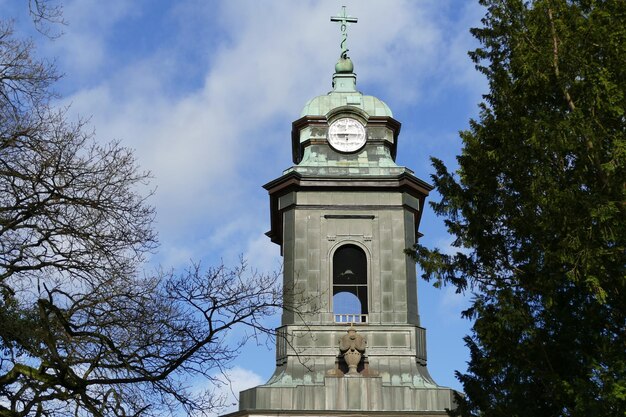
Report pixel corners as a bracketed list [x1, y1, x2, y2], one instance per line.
[0, 10, 286, 417]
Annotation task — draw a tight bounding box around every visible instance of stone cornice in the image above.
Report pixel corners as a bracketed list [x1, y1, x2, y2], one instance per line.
[264, 171, 432, 247]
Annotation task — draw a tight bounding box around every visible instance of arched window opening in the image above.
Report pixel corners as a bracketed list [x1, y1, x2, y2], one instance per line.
[333, 244, 367, 323]
[333, 292, 362, 315]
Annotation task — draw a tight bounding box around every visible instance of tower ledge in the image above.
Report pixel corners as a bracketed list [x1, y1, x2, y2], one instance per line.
[226, 7, 462, 417]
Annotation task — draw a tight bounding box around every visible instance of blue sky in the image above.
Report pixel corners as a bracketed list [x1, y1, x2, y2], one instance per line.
[4, 0, 487, 410]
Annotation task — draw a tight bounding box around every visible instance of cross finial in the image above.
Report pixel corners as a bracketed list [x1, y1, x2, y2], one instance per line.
[330, 6, 358, 59]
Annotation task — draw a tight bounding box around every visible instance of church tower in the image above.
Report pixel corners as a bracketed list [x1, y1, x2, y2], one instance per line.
[234, 8, 458, 416]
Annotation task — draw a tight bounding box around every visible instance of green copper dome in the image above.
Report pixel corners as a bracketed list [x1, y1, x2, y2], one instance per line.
[300, 93, 393, 118]
[300, 59, 393, 118]
[301, 8, 392, 119]
[288, 7, 406, 178]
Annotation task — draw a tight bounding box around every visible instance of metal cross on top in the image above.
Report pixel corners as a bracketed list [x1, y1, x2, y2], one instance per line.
[330, 6, 358, 59]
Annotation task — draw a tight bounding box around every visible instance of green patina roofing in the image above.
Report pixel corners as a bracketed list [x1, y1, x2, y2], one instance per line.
[300, 91, 393, 118]
[301, 5, 392, 119]
[301, 48, 393, 118]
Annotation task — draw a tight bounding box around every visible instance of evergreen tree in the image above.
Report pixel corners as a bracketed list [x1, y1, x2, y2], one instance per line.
[409, 1, 625, 415]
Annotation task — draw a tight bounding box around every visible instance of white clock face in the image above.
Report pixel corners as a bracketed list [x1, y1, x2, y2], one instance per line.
[328, 118, 366, 153]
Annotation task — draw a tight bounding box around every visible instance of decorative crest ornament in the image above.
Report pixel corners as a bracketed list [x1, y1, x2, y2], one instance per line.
[339, 325, 366, 375]
[330, 6, 358, 59]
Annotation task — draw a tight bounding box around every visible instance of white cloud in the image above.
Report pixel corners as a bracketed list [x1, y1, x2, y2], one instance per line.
[244, 233, 282, 274]
[438, 284, 471, 322]
[438, 2, 488, 101]
[8, 0, 483, 398]
[52, 0, 482, 278]
[433, 235, 460, 256]
[46, 0, 139, 75]
[206, 367, 265, 416]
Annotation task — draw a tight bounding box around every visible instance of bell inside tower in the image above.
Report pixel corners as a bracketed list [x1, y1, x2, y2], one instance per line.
[332, 244, 368, 323]
[233, 7, 459, 415]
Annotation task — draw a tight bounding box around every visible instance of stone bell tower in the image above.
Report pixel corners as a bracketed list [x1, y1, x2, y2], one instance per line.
[231, 7, 458, 417]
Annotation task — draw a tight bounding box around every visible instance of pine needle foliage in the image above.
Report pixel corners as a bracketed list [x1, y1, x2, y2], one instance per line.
[408, 1, 625, 415]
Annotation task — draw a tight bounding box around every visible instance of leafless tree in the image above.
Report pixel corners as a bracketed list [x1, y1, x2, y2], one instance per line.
[28, 0, 66, 38]
[0, 15, 282, 417]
